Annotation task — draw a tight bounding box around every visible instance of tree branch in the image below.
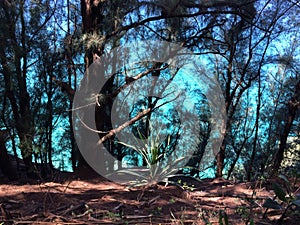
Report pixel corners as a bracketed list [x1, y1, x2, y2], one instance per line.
[97, 92, 180, 145]
[97, 107, 151, 145]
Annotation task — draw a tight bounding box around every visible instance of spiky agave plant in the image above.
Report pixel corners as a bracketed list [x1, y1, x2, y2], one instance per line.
[115, 122, 185, 187]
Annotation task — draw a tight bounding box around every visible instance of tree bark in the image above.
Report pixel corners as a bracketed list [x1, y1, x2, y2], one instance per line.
[247, 72, 261, 181]
[0, 130, 17, 180]
[272, 80, 300, 176]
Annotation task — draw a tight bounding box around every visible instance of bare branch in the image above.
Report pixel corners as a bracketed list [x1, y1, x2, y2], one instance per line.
[109, 63, 170, 99]
[97, 107, 151, 145]
[97, 92, 181, 145]
[76, 115, 109, 134]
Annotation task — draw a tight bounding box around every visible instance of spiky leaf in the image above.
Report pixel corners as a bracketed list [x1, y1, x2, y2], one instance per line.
[272, 183, 287, 202]
[292, 199, 300, 207]
[278, 174, 289, 184]
[262, 198, 282, 209]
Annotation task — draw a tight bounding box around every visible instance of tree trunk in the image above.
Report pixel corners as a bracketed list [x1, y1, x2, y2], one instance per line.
[64, 0, 106, 175]
[272, 80, 300, 176]
[227, 136, 249, 179]
[0, 130, 17, 180]
[215, 33, 235, 178]
[247, 72, 261, 181]
[1, 55, 34, 178]
[0, 0, 35, 178]
[216, 144, 226, 177]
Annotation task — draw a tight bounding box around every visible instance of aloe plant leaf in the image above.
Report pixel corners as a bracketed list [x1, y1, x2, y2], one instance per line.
[262, 198, 282, 209]
[272, 183, 287, 202]
[117, 141, 138, 151]
[278, 174, 289, 184]
[292, 199, 300, 207]
[115, 169, 148, 180]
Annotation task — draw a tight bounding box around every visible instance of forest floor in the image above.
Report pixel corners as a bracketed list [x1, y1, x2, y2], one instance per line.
[0, 174, 299, 225]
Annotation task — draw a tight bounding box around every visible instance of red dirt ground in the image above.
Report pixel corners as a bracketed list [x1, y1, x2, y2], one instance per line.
[0, 174, 299, 225]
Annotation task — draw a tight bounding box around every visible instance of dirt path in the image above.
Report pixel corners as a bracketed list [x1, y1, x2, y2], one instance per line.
[0, 176, 299, 224]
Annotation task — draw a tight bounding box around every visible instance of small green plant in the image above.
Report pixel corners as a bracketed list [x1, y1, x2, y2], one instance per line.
[235, 206, 249, 220]
[175, 179, 196, 191]
[169, 198, 176, 203]
[235, 206, 255, 225]
[104, 211, 122, 221]
[150, 205, 163, 216]
[218, 210, 229, 225]
[248, 219, 255, 225]
[262, 174, 300, 224]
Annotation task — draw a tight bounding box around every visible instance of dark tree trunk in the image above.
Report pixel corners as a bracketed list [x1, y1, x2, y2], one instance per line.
[216, 144, 226, 177]
[18, 92, 34, 177]
[53, 43, 101, 175]
[247, 72, 261, 181]
[272, 80, 300, 176]
[1, 55, 34, 178]
[0, 1, 35, 178]
[71, 0, 107, 176]
[0, 130, 17, 180]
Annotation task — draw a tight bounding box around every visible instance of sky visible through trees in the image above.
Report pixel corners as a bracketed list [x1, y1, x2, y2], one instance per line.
[0, 0, 299, 182]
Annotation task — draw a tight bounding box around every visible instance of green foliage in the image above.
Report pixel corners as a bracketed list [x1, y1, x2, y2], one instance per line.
[175, 179, 196, 191]
[262, 174, 300, 224]
[169, 198, 176, 204]
[249, 219, 255, 225]
[235, 206, 254, 222]
[281, 138, 300, 174]
[104, 211, 122, 221]
[218, 210, 229, 225]
[196, 209, 231, 225]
